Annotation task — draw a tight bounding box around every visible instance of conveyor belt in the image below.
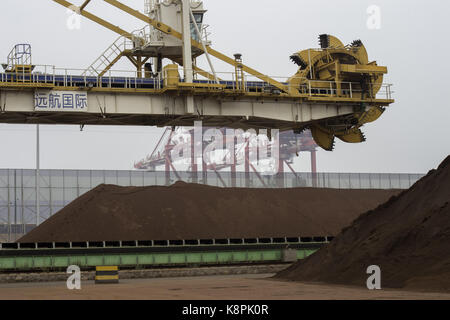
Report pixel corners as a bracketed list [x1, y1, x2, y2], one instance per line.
[0, 72, 280, 91]
[2, 236, 332, 251]
[0, 236, 332, 271]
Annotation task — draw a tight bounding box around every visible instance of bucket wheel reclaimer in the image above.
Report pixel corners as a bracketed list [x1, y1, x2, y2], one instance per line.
[48, 1, 393, 151]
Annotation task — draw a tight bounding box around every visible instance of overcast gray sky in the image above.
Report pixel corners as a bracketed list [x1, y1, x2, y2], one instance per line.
[0, 0, 449, 173]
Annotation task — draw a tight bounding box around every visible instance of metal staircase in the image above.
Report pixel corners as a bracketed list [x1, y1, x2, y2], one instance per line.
[82, 36, 134, 77]
[83, 24, 151, 77]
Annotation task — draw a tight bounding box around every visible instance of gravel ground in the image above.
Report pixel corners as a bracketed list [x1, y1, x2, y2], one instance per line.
[0, 273, 449, 300]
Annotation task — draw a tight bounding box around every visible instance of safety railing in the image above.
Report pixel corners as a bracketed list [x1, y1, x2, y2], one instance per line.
[145, 0, 163, 14]
[0, 65, 393, 100]
[4, 44, 32, 72]
[145, 0, 204, 13]
[301, 80, 393, 100]
[188, 70, 394, 100]
[0, 65, 164, 91]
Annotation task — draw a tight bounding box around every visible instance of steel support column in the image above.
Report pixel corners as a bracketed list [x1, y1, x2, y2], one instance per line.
[245, 139, 250, 188]
[231, 137, 237, 188]
[277, 159, 285, 188]
[165, 144, 171, 186]
[36, 125, 40, 226]
[202, 140, 208, 185]
[190, 131, 197, 184]
[311, 150, 318, 187]
[181, 0, 195, 114]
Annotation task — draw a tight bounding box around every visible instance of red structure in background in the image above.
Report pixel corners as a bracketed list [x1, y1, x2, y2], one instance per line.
[134, 128, 318, 187]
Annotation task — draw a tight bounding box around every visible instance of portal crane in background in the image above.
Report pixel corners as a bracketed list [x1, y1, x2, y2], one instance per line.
[134, 127, 318, 187]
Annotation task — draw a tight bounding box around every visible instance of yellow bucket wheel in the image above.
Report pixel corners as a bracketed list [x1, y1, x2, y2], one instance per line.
[288, 34, 387, 151]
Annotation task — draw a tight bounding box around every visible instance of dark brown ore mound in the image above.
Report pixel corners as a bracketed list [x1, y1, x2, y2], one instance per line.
[17, 183, 398, 243]
[276, 156, 450, 292]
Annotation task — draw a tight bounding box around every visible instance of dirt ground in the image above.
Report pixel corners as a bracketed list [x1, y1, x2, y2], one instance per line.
[0, 274, 449, 300]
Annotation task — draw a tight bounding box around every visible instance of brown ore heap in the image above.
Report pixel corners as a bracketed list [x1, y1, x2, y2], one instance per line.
[276, 156, 450, 292]
[18, 182, 397, 243]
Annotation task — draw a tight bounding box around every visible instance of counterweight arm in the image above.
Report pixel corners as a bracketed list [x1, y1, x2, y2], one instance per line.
[52, 0, 218, 81]
[52, 0, 292, 95]
[53, 0, 135, 42]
